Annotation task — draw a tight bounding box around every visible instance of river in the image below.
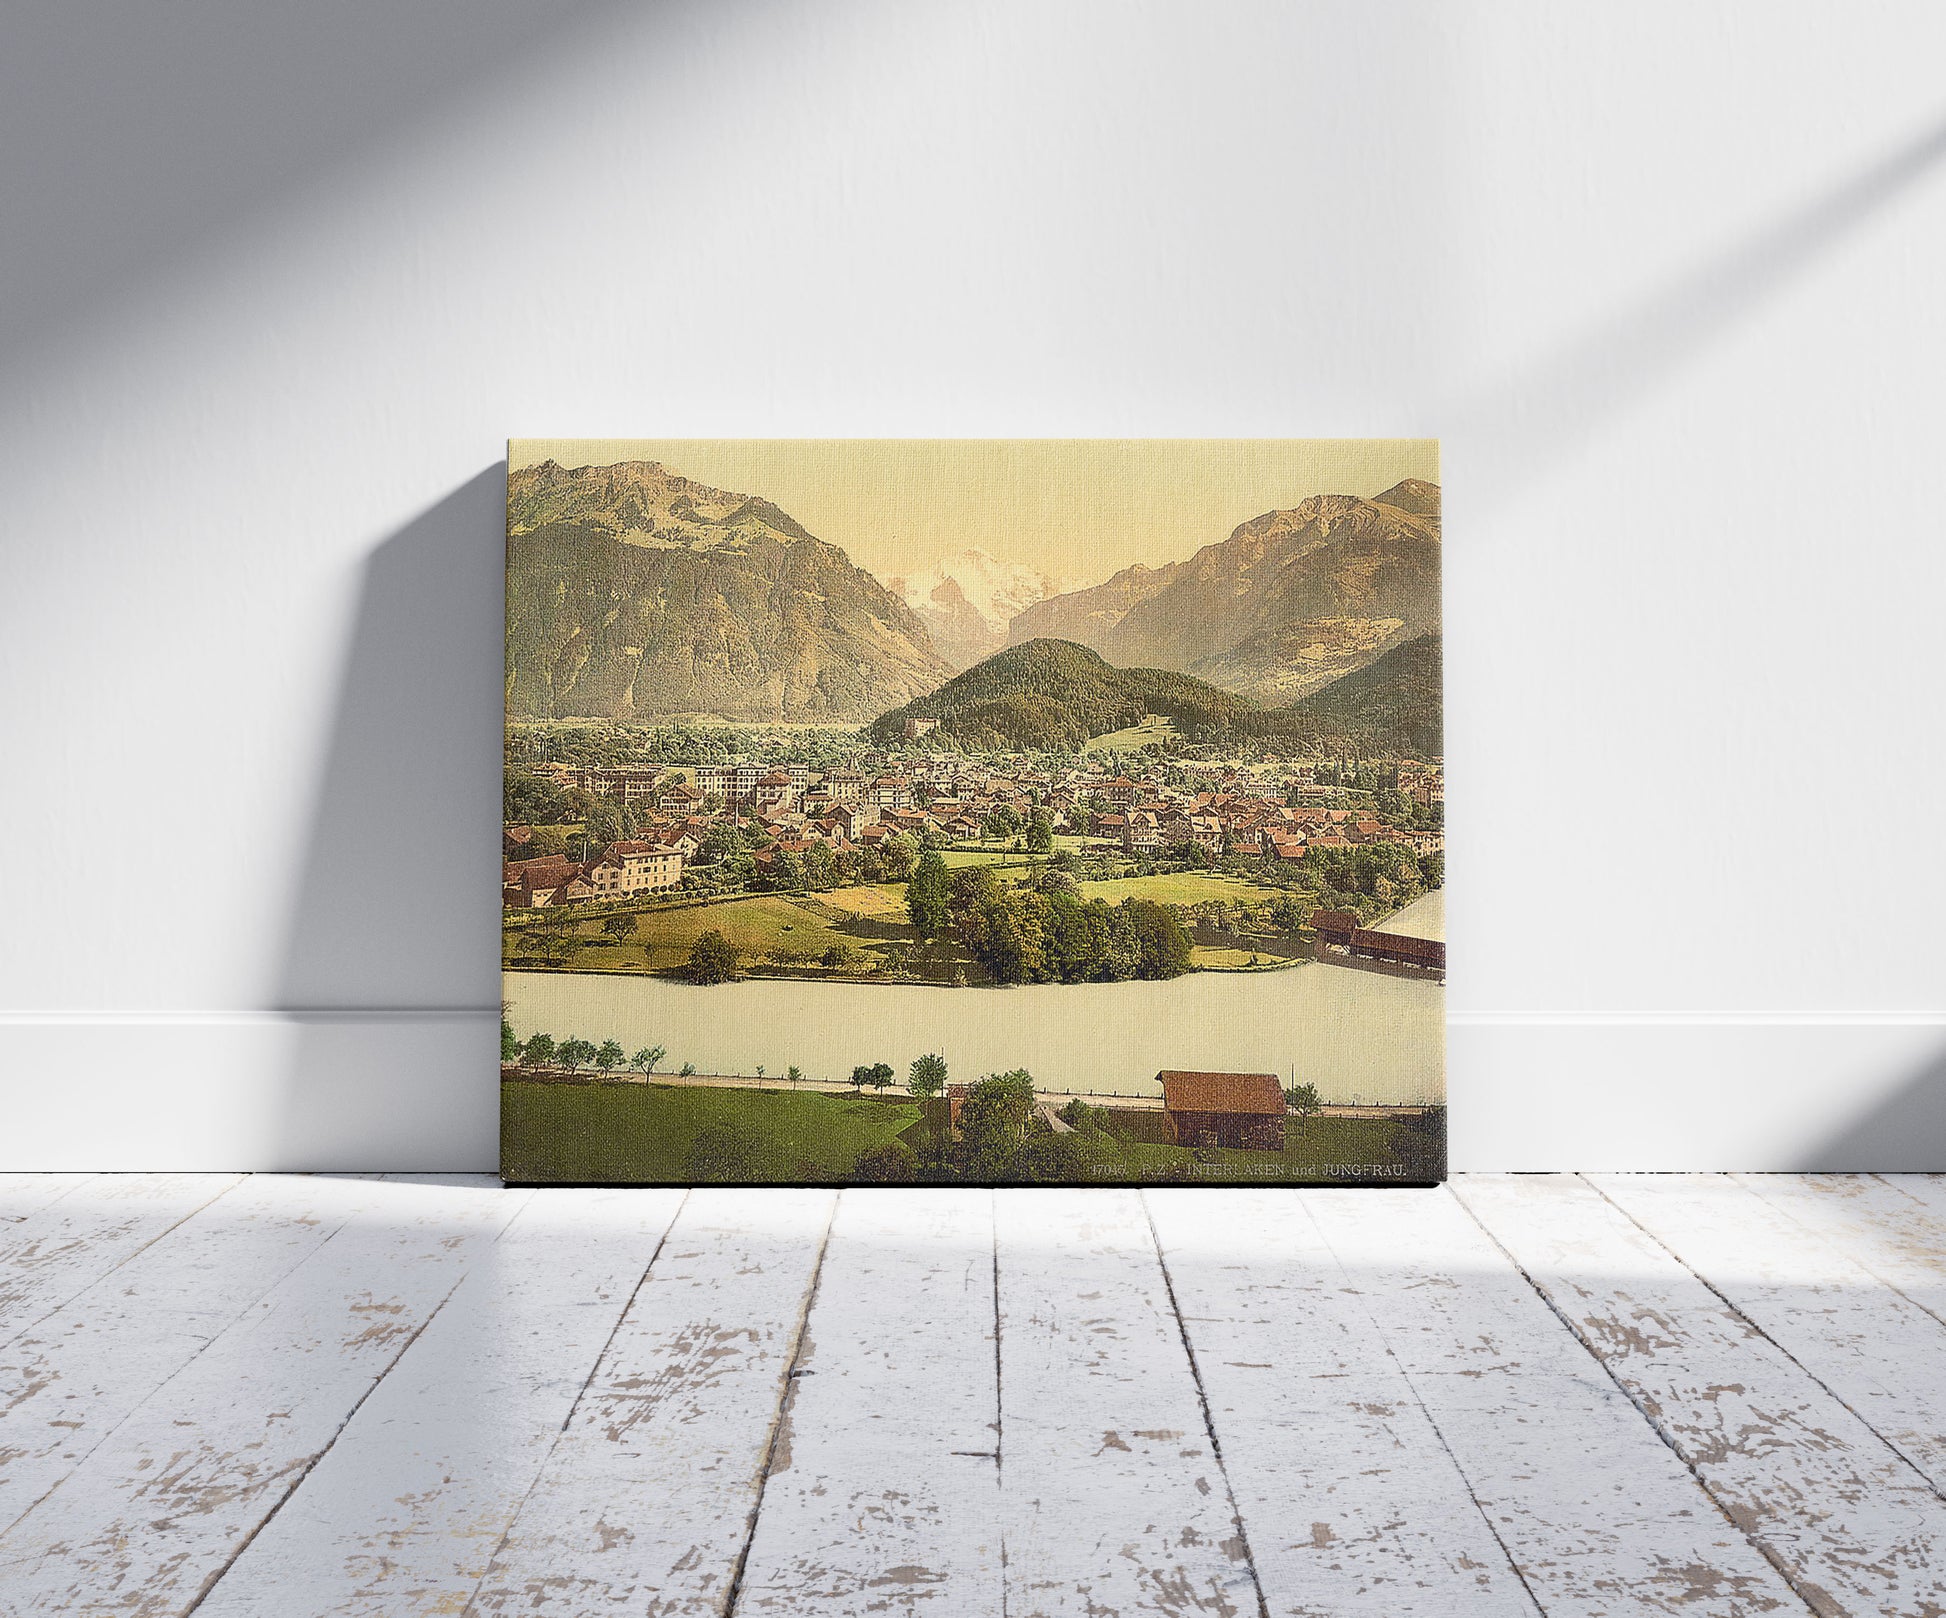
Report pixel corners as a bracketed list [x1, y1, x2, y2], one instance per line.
[506, 895, 1444, 1105]
[1381, 887, 1445, 942]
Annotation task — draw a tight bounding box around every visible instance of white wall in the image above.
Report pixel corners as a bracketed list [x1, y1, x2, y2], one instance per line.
[5, 1, 1944, 1171]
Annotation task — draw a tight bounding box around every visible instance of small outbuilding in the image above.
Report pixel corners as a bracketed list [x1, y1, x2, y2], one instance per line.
[1158, 1070, 1287, 1152]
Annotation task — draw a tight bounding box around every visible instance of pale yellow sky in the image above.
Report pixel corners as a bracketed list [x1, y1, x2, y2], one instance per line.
[509, 439, 1439, 586]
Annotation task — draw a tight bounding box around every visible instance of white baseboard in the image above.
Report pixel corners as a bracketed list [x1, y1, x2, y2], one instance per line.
[1446, 1014, 1946, 1172]
[1, 1013, 1940, 1172]
[0, 1013, 499, 1173]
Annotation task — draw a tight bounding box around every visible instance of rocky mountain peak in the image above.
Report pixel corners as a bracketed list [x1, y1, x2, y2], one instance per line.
[1374, 478, 1441, 517]
[505, 459, 951, 721]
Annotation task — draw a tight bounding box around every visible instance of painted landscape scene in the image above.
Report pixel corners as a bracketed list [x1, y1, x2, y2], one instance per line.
[502, 440, 1444, 1185]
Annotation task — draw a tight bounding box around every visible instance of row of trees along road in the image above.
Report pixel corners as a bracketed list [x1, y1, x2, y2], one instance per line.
[501, 1021, 678, 1077]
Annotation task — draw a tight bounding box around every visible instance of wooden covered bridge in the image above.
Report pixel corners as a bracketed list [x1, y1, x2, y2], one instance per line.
[1312, 909, 1447, 971]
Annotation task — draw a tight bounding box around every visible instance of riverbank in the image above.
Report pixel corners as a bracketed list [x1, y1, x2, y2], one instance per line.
[497, 1065, 1435, 1120]
[505, 944, 1443, 1108]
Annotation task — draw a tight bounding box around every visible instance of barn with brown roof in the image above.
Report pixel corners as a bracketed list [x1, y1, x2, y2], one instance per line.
[1158, 1070, 1286, 1152]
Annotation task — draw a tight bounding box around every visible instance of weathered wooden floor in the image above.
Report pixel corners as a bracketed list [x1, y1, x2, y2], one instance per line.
[2, 1175, 1943, 1616]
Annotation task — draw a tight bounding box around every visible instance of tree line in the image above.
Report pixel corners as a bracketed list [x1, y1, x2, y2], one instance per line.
[501, 1019, 693, 1078]
[906, 855, 1193, 985]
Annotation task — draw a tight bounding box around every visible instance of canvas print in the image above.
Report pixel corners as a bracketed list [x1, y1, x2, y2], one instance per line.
[502, 441, 1444, 1185]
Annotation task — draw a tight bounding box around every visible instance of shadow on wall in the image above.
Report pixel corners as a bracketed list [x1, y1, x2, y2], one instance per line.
[271, 467, 507, 1171]
[0, 1, 644, 376]
[1452, 110, 1946, 520]
[1795, 1048, 1946, 1173]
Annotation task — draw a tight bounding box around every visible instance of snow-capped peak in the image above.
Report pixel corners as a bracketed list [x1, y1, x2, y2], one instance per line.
[890, 548, 1063, 634]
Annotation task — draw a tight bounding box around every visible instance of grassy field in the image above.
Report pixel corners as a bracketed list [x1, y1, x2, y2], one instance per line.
[814, 882, 909, 920]
[1188, 945, 1278, 969]
[502, 1081, 922, 1183]
[510, 887, 987, 980]
[516, 895, 857, 972]
[1071, 871, 1281, 906]
[1082, 718, 1178, 755]
[503, 1083, 1433, 1185]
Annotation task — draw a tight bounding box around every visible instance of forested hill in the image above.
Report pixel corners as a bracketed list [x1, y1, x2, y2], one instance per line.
[1240, 634, 1442, 758]
[869, 639, 1260, 752]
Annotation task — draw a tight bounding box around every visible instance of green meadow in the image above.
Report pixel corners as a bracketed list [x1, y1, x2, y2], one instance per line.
[502, 1081, 921, 1184]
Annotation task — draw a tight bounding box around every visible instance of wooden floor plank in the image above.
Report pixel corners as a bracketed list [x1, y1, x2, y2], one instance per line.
[1733, 1175, 1946, 1323]
[10, 1174, 1939, 1617]
[1147, 1189, 1539, 1616]
[189, 1186, 686, 1618]
[995, 1188, 1262, 1618]
[1458, 1173, 1946, 1617]
[0, 1173, 245, 1347]
[1876, 1175, 1946, 1216]
[0, 1174, 405, 1537]
[732, 1189, 1003, 1616]
[0, 1174, 96, 1223]
[1594, 1174, 1946, 1499]
[464, 1188, 837, 1616]
[0, 1175, 525, 1616]
[1308, 1187, 1807, 1616]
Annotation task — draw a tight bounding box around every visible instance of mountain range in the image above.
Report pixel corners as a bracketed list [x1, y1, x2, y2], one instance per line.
[871, 632, 1439, 759]
[505, 460, 951, 722]
[1008, 480, 1440, 702]
[886, 548, 1062, 668]
[1243, 633, 1442, 758]
[505, 458, 1441, 734]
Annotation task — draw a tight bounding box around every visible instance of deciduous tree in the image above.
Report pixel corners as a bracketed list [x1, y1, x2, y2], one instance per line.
[685, 929, 741, 985]
[906, 849, 951, 936]
[1284, 1081, 1323, 1126]
[958, 1070, 1036, 1177]
[907, 1052, 948, 1098]
[1026, 811, 1054, 854]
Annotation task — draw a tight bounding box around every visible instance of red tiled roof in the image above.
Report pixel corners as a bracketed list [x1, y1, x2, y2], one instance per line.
[1158, 1071, 1284, 1116]
[505, 855, 579, 884]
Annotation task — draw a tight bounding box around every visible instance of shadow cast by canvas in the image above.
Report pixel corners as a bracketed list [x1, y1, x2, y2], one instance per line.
[268, 467, 507, 1168]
